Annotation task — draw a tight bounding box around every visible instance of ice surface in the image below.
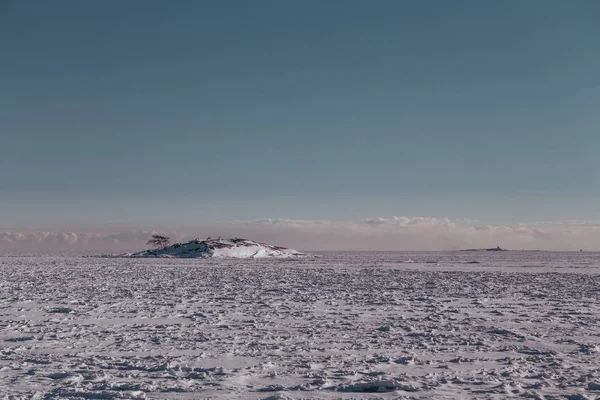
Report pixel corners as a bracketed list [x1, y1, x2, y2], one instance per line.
[1, 251, 599, 399]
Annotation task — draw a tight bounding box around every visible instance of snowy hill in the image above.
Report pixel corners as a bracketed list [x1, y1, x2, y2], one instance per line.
[125, 238, 308, 259]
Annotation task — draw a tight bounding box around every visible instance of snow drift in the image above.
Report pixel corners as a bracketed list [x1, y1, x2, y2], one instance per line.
[125, 238, 308, 259]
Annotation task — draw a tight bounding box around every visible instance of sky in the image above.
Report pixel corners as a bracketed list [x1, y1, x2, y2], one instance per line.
[1, 1, 599, 251]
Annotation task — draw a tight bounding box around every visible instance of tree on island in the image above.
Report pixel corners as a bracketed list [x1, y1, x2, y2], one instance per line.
[147, 234, 171, 250]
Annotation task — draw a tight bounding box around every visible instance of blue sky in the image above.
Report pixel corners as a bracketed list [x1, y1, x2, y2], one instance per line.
[1, 1, 599, 249]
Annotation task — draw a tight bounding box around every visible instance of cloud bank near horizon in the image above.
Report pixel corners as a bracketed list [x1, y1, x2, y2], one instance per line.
[1, 217, 600, 253]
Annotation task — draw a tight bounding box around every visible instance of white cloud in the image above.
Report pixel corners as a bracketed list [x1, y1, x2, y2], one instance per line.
[2, 217, 600, 253]
[239, 217, 600, 251]
[0, 230, 184, 253]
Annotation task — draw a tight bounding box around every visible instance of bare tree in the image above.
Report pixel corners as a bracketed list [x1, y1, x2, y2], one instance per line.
[147, 234, 171, 250]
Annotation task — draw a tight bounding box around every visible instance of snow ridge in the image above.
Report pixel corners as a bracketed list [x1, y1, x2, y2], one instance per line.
[125, 238, 307, 259]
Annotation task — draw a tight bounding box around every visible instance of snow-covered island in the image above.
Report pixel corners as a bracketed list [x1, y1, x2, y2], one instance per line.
[124, 237, 309, 259]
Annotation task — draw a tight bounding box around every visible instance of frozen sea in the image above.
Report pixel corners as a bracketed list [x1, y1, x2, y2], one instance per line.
[1, 251, 599, 399]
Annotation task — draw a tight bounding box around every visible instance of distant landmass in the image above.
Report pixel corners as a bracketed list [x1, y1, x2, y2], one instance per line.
[122, 238, 309, 259]
[460, 246, 508, 252]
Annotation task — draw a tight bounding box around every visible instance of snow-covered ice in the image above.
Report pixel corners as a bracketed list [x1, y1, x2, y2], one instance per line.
[1, 251, 599, 399]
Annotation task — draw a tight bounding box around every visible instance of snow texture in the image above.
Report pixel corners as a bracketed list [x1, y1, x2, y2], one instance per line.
[124, 238, 308, 259]
[1, 251, 599, 399]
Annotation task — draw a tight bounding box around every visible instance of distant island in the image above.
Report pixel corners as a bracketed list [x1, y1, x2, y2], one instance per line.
[460, 246, 507, 252]
[121, 237, 309, 259]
